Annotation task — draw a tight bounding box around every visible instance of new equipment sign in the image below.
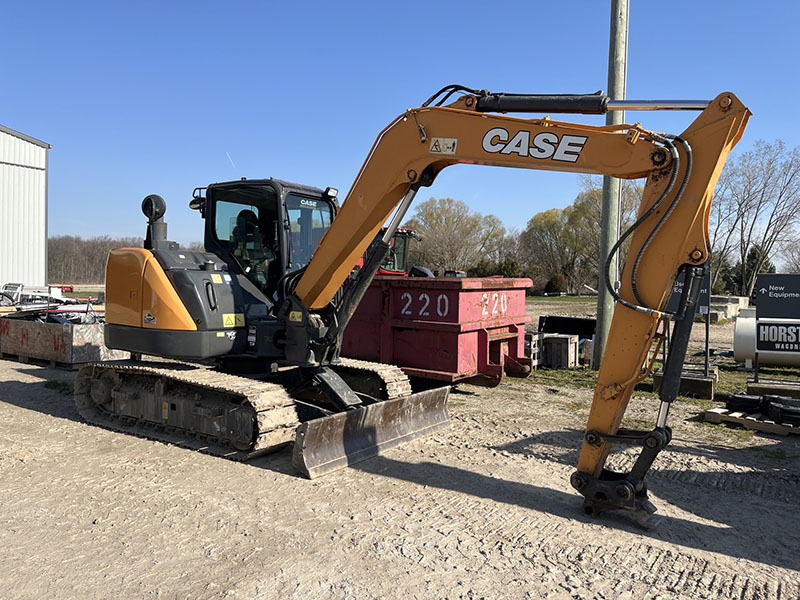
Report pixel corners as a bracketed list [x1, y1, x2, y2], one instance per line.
[754, 274, 800, 319]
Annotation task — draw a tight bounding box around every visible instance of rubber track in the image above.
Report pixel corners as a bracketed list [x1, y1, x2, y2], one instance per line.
[335, 357, 413, 399]
[75, 360, 300, 461]
[75, 358, 415, 460]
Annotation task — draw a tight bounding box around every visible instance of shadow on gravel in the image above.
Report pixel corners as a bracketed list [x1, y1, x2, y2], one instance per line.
[496, 427, 800, 472]
[0, 369, 81, 423]
[249, 447, 299, 475]
[354, 453, 800, 570]
[487, 428, 800, 569]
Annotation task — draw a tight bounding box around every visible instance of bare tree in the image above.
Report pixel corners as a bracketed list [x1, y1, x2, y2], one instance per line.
[708, 165, 743, 290]
[48, 235, 141, 284]
[519, 208, 571, 283]
[727, 140, 800, 295]
[185, 241, 206, 252]
[403, 198, 505, 273]
[777, 236, 800, 273]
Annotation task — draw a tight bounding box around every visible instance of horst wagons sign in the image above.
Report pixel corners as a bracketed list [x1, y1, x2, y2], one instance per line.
[754, 274, 800, 354]
[756, 322, 800, 353]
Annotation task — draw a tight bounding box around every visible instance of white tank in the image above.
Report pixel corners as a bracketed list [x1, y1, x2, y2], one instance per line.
[733, 308, 800, 367]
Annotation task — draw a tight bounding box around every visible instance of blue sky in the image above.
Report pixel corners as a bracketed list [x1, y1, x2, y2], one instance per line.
[2, 1, 797, 245]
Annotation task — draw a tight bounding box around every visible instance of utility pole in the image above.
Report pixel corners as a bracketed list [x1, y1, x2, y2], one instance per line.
[593, 0, 629, 369]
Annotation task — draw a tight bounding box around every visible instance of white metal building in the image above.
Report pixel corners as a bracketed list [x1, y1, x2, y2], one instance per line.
[0, 124, 51, 287]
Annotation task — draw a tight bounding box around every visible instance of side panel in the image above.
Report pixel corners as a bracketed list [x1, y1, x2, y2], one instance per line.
[105, 248, 147, 327]
[105, 248, 196, 331]
[105, 246, 284, 360]
[142, 260, 199, 331]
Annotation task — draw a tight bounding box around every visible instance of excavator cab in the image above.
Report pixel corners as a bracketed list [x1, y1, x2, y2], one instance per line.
[196, 179, 337, 304]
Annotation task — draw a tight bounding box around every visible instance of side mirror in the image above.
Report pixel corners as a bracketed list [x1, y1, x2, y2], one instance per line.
[190, 187, 207, 217]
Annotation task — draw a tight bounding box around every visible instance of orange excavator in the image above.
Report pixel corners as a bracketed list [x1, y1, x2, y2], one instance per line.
[75, 85, 749, 526]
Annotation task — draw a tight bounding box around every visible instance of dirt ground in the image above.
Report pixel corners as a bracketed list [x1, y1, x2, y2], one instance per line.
[1, 315, 800, 599]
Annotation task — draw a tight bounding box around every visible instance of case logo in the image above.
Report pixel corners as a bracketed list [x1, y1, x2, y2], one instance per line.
[482, 128, 587, 163]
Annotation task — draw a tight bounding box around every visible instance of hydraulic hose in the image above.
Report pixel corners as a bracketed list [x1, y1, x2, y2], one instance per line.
[603, 137, 680, 316]
[630, 135, 693, 310]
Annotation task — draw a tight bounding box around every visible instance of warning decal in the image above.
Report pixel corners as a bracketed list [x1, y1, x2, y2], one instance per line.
[429, 137, 458, 155]
[222, 313, 245, 328]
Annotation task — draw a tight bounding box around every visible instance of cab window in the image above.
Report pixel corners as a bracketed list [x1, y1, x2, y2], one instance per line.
[286, 194, 334, 270]
[212, 185, 280, 297]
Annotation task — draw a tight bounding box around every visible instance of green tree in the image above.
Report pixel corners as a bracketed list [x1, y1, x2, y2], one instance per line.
[496, 257, 523, 278]
[544, 273, 567, 294]
[469, 258, 496, 277]
[710, 253, 737, 294]
[518, 176, 643, 294]
[572, 175, 642, 286]
[519, 208, 568, 280]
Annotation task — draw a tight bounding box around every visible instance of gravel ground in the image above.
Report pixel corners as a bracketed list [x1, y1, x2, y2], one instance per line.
[1, 340, 799, 599]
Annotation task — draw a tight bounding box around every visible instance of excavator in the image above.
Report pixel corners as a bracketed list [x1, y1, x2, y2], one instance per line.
[75, 85, 749, 526]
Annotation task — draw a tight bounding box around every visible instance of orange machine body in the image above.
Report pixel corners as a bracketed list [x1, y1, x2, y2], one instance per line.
[105, 248, 197, 331]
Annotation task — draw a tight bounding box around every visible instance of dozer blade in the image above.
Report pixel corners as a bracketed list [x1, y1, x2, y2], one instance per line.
[292, 386, 450, 478]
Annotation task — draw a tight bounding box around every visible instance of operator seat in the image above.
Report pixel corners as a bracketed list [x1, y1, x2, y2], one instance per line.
[232, 209, 272, 293]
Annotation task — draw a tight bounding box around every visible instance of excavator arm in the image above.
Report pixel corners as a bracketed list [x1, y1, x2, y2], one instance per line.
[282, 87, 749, 523]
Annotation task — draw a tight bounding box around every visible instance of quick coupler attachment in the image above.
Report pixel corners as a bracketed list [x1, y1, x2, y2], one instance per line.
[570, 426, 671, 529]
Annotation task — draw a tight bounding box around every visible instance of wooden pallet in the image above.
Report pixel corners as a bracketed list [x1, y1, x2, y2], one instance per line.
[0, 351, 82, 370]
[704, 407, 800, 436]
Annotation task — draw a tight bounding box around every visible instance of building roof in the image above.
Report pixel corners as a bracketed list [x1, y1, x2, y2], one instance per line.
[0, 124, 51, 149]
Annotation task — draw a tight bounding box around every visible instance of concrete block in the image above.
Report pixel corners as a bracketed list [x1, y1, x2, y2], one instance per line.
[652, 365, 718, 399]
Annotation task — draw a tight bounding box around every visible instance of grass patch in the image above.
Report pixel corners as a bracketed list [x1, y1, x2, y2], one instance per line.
[694, 419, 756, 444]
[526, 296, 597, 304]
[566, 399, 589, 414]
[714, 363, 751, 396]
[675, 395, 716, 410]
[528, 368, 598, 389]
[621, 416, 656, 430]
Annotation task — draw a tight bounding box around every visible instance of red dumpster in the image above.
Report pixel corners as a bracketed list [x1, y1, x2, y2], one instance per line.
[342, 276, 532, 386]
